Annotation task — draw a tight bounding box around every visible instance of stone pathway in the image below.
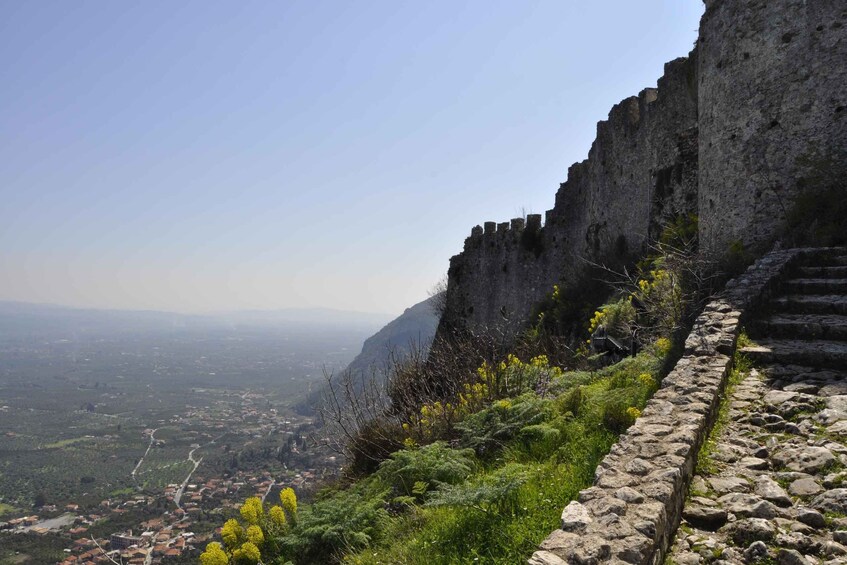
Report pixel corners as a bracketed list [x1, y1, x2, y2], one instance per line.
[670, 251, 847, 565]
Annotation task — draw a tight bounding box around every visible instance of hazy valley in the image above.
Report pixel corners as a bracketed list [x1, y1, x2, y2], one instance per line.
[0, 302, 400, 563]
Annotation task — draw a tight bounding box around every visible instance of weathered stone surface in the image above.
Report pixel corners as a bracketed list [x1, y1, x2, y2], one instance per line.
[675, 552, 701, 565]
[614, 534, 651, 563]
[623, 458, 654, 476]
[819, 382, 847, 397]
[794, 508, 826, 529]
[772, 446, 836, 473]
[739, 457, 769, 471]
[744, 540, 770, 562]
[666, 249, 847, 565]
[709, 476, 749, 494]
[536, 249, 847, 564]
[715, 493, 780, 519]
[826, 396, 847, 414]
[828, 421, 847, 437]
[815, 409, 847, 425]
[682, 505, 727, 531]
[539, 529, 581, 554]
[764, 390, 799, 406]
[614, 487, 644, 504]
[812, 488, 847, 514]
[441, 62, 699, 338]
[742, 339, 847, 370]
[730, 518, 777, 546]
[788, 477, 823, 497]
[821, 541, 847, 557]
[755, 476, 793, 507]
[595, 469, 638, 489]
[561, 501, 592, 532]
[568, 535, 611, 564]
[776, 548, 810, 565]
[583, 496, 626, 517]
[528, 551, 568, 565]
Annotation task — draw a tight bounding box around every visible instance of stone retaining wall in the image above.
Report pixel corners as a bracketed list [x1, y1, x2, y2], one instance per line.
[530, 248, 823, 565]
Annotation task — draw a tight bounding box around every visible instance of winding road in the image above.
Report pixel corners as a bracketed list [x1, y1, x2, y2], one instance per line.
[173, 446, 203, 508]
[131, 428, 158, 480]
[173, 433, 224, 508]
[261, 479, 276, 503]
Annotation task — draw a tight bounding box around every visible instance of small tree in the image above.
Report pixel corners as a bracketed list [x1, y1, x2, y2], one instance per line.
[427, 275, 448, 318]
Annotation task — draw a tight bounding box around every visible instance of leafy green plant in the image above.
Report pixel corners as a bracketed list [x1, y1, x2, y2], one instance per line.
[658, 213, 698, 250]
[587, 297, 637, 340]
[375, 442, 476, 500]
[455, 395, 552, 457]
[602, 402, 640, 434]
[342, 350, 664, 565]
[559, 385, 584, 417]
[529, 268, 615, 344]
[280, 487, 390, 564]
[402, 354, 563, 443]
[425, 463, 528, 515]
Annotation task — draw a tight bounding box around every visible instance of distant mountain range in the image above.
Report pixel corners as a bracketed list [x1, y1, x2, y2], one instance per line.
[0, 300, 393, 341]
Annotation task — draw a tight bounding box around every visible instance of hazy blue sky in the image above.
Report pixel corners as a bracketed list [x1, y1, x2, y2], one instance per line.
[0, 1, 703, 316]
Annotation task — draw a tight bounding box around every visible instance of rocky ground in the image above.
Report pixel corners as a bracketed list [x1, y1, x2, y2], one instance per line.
[669, 252, 847, 565]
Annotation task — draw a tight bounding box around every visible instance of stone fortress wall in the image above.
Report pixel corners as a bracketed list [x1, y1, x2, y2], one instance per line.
[438, 0, 847, 339]
[698, 0, 847, 255]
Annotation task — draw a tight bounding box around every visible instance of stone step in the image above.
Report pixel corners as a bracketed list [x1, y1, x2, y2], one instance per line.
[769, 295, 847, 315]
[751, 314, 847, 341]
[740, 339, 847, 371]
[812, 255, 847, 268]
[758, 364, 847, 396]
[783, 278, 847, 294]
[799, 252, 847, 267]
[797, 265, 847, 279]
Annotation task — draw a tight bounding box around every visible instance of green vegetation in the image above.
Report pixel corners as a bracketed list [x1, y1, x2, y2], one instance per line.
[201, 489, 300, 565]
[0, 533, 67, 565]
[530, 213, 703, 363]
[203, 350, 665, 564]
[695, 332, 753, 476]
[200, 215, 708, 564]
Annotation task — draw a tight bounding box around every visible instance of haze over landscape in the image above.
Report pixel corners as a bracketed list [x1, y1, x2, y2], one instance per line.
[16, 2, 839, 565]
[0, 1, 703, 315]
[6, 0, 847, 563]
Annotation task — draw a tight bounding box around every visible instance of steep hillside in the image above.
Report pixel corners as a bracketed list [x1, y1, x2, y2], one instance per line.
[342, 295, 440, 380]
[297, 295, 440, 414]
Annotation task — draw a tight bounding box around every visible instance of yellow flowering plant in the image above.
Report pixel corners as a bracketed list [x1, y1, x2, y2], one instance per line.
[402, 354, 564, 443]
[201, 488, 298, 565]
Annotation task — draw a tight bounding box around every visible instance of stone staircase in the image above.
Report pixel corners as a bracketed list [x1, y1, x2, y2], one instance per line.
[668, 248, 847, 565]
[746, 252, 847, 371]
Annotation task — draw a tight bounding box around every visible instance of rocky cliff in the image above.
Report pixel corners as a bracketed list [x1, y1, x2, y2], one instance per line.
[439, 0, 847, 340]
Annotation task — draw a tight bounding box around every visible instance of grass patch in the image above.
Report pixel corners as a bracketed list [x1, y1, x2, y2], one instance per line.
[205, 348, 669, 565]
[42, 437, 94, 449]
[696, 334, 753, 476]
[341, 352, 661, 565]
[109, 487, 135, 497]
